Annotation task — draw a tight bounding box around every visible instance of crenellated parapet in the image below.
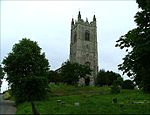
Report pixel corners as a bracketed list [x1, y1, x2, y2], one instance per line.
[71, 11, 96, 30]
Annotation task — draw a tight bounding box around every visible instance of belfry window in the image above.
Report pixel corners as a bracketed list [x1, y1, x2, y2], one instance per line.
[85, 30, 90, 41]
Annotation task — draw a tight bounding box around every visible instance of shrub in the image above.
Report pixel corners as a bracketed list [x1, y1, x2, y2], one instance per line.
[3, 91, 11, 100]
[96, 69, 122, 87]
[122, 80, 134, 89]
[110, 85, 120, 94]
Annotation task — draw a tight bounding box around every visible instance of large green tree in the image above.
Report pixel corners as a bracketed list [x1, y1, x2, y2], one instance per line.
[47, 70, 61, 84]
[2, 38, 49, 103]
[0, 65, 4, 79]
[122, 80, 135, 90]
[96, 69, 123, 87]
[116, 0, 150, 92]
[0, 64, 5, 90]
[59, 61, 92, 85]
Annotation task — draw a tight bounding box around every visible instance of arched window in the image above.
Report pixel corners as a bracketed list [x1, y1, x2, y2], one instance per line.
[74, 32, 77, 43]
[85, 30, 90, 41]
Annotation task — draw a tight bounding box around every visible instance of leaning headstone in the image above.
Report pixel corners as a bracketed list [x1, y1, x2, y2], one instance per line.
[78, 77, 85, 86]
[74, 102, 80, 106]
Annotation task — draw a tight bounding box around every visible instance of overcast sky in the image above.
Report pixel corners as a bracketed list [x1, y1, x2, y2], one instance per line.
[1, 1, 139, 92]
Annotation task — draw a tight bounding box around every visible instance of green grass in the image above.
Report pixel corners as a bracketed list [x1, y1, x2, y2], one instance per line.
[16, 84, 150, 114]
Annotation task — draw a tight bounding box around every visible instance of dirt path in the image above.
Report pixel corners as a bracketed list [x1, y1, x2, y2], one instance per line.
[0, 94, 16, 114]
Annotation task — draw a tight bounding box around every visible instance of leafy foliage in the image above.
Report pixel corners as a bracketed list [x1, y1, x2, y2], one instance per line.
[111, 85, 120, 94]
[96, 69, 123, 86]
[0, 64, 5, 88]
[47, 70, 61, 83]
[3, 91, 11, 100]
[2, 38, 49, 103]
[59, 61, 92, 85]
[0, 65, 4, 79]
[122, 80, 135, 90]
[116, 0, 150, 93]
[114, 77, 124, 87]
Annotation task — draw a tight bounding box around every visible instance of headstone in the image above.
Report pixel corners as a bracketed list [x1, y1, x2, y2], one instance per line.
[78, 77, 85, 86]
[74, 102, 80, 106]
[57, 100, 61, 103]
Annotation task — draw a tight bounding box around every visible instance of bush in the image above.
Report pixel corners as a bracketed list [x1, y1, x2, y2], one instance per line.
[110, 85, 120, 94]
[122, 80, 134, 89]
[3, 91, 11, 100]
[48, 70, 61, 83]
[96, 69, 122, 87]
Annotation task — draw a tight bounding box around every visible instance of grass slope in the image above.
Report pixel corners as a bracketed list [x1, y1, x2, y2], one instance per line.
[16, 84, 150, 114]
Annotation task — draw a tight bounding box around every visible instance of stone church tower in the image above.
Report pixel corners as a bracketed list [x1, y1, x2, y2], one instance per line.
[70, 11, 98, 86]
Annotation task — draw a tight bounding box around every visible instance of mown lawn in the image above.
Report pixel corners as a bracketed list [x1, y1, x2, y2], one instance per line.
[16, 84, 150, 114]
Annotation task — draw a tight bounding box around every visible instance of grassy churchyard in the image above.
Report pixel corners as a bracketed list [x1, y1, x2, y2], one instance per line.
[16, 84, 150, 114]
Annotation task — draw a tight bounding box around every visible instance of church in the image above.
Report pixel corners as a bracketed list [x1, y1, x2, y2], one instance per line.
[70, 11, 98, 86]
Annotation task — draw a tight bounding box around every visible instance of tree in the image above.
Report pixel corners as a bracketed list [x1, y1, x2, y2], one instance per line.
[2, 38, 49, 103]
[59, 61, 92, 85]
[96, 69, 122, 87]
[115, 0, 150, 93]
[122, 80, 135, 90]
[96, 69, 107, 86]
[47, 70, 61, 84]
[113, 77, 123, 87]
[0, 65, 5, 90]
[0, 65, 4, 79]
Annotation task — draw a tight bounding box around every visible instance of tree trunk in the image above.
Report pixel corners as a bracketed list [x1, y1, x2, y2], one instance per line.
[31, 101, 40, 115]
